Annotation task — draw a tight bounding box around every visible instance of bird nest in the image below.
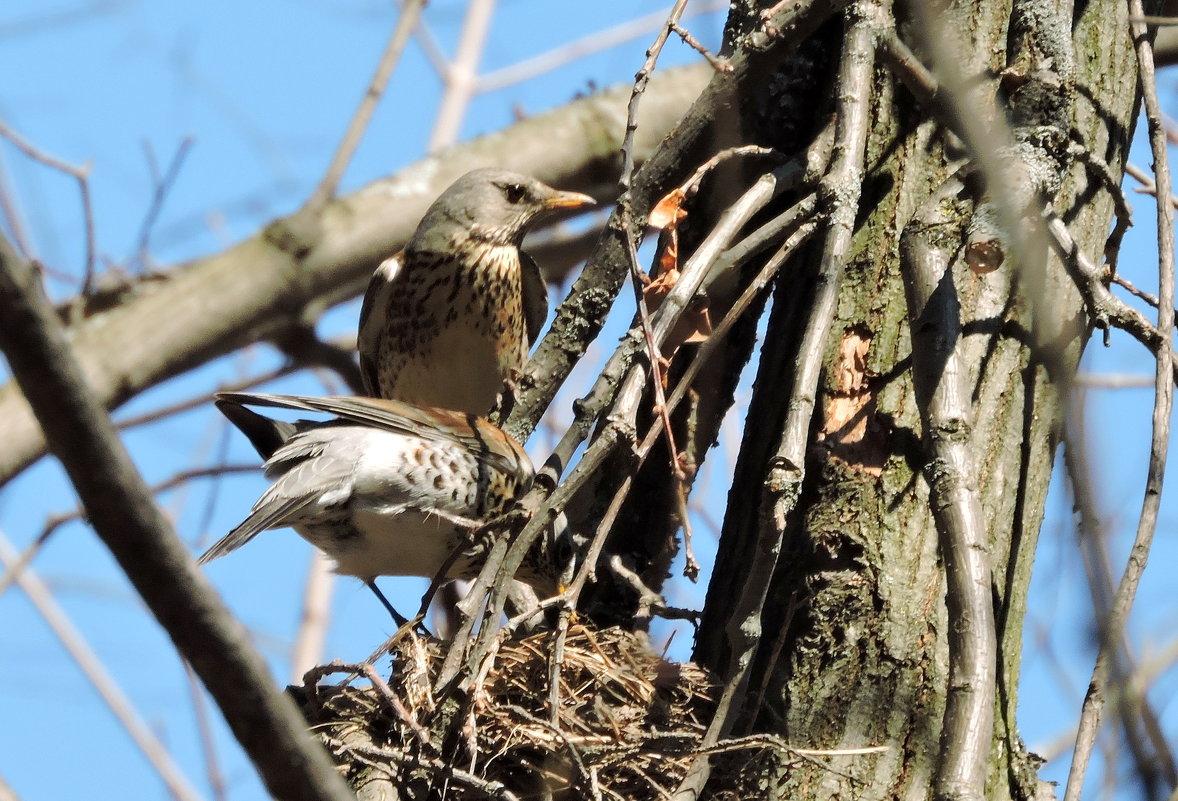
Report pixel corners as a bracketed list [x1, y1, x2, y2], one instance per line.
[295, 623, 740, 800]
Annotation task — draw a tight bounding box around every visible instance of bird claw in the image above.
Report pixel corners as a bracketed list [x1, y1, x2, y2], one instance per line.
[490, 370, 524, 422]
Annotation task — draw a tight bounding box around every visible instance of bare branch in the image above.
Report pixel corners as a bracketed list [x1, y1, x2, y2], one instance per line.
[0, 234, 354, 801]
[0, 63, 711, 488]
[1063, 4, 1177, 798]
[305, 0, 427, 211]
[183, 662, 228, 801]
[134, 136, 194, 271]
[1126, 161, 1178, 208]
[619, 0, 691, 192]
[0, 773, 21, 801]
[506, 0, 850, 442]
[474, 0, 727, 92]
[0, 531, 207, 801]
[0, 463, 257, 601]
[290, 553, 336, 682]
[0, 120, 97, 293]
[1111, 272, 1178, 325]
[669, 22, 731, 73]
[0, 149, 36, 261]
[1064, 406, 1178, 797]
[673, 6, 879, 798]
[428, 0, 495, 150]
[1045, 212, 1178, 381]
[900, 177, 997, 801]
[271, 325, 364, 394]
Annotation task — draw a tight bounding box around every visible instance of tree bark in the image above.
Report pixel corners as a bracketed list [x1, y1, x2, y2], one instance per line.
[695, 1, 1147, 799]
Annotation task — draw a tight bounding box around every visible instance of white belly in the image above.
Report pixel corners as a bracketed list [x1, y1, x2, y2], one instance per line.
[315, 510, 475, 581]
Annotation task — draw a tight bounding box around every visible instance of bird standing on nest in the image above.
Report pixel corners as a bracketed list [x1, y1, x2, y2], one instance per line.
[198, 393, 572, 624]
[358, 168, 595, 416]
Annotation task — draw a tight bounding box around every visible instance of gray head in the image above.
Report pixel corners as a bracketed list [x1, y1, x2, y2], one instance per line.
[409, 168, 595, 250]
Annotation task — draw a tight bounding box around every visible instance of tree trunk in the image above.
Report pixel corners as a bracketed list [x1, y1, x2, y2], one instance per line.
[695, 1, 1146, 799]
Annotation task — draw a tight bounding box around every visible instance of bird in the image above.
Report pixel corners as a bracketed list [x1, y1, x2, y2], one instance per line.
[358, 168, 595, 416]
[198, 392, 573, 623]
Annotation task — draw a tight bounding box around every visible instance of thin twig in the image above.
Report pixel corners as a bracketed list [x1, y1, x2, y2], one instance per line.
[305, 0, 426, 211]
[1044, 211, 1178, 379]
[527, 172, 823, 632]
[1111, 272, 1178, 328]
[900, 176, 997, 801]
[396, 0, 449, 77]
[0, 531, 207, 801]
[695, 733, 888, 759]
[0, 120, 97, 293]
[0, 774, 21, 801]
[1128, 15, 1178, 25]
[669, 22, 731, 73]
[183, 662, 228, 801]
[113, 346, 354, 432]
[1063, 5, 1176, 799]
[1074, 372, 1156, 388]
[1125, 161, 1178, 208]
[0, 148, 35, 260]
[560, 165, 813, 607]
[586, 219, 824, 593]
[428, 0, 496, 150]
[309, 662, 430, 745]
[622, 189, 690, 573]
[436, 4, 816, 697]
[620, 0, 691, 192]
[134, 136, 194, 272]
[671, 6, 879, 798]
[475, 0, 727, 93]
[0, 233, 354, 801]
[1064, 405, 1178, 796]
[569, 214, 821, 608]
[506, 0, 849, 441]
[0, 464, 257, 601]
[289, 552, 335, 683]
[1064, 139, 1134, 274]
[346, 742, 521, 801]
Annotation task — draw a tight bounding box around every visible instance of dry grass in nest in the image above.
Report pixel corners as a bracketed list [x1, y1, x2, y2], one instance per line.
[295, 623, 718, 800]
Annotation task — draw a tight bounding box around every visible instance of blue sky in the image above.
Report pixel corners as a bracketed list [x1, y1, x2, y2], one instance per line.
[0, 2, 1174, 800]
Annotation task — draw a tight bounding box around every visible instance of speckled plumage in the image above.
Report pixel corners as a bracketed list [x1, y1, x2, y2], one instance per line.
[198, 392, 570, 596]
[358, 169, 594, 415]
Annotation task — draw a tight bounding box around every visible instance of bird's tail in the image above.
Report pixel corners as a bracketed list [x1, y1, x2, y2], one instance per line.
[200, 399, 305, 566]
[196, 524, 257, 566]
[215, 397, 298, 459]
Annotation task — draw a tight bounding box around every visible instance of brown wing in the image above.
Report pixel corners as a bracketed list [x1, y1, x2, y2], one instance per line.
[357, 253, 403, 396]
[519, 250, 549, 346]
[216, 392, 534, 482]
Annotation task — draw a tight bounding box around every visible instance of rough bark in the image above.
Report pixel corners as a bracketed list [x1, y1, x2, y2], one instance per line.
[695, 1, 1145, 799]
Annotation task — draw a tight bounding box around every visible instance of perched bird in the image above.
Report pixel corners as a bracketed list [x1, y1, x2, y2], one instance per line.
[358, 168, 595, 415]
[199, 392, 572, 622]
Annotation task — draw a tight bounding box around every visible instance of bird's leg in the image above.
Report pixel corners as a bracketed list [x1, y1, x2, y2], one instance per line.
[365, 579, 410, 628]
[489, 368, 523, 424]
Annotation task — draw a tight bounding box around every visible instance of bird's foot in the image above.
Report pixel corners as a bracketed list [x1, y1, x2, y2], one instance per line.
[489, 371, 522, 423]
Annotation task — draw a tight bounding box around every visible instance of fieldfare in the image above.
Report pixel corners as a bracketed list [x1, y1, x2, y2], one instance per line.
[199, 392, 572, 622]
[358, 168, 595, 415]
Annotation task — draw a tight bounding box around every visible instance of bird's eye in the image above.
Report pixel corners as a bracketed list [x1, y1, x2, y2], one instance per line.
[503, 183, 527, 204]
